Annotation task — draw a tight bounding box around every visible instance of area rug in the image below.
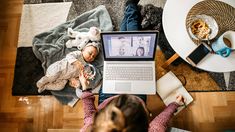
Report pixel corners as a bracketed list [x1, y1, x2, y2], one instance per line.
[12, 0, 235, 97]
[12, 47, 51, 95]
[13, 1, 72, 95]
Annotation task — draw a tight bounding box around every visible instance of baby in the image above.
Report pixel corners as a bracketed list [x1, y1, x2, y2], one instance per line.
[36, 42, 99, 93]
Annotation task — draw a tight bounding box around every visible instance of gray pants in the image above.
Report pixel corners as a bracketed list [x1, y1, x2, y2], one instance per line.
[37, 76, 68, 93]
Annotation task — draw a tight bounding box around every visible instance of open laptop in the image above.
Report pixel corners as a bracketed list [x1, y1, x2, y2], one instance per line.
[101, 31, 159, 94]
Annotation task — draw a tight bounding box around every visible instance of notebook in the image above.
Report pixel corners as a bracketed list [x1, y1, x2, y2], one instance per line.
[156, 71, 194, 115]
[101, 31, 159, 94]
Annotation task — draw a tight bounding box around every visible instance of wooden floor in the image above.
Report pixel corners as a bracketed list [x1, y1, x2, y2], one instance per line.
[0, 0, 235, 132]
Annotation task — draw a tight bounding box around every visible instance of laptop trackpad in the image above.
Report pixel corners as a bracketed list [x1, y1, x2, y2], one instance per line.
[115, 82, 131, 92]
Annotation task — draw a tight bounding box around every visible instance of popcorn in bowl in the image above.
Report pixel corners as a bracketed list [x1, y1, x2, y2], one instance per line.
[188, 14, 218, 41]
[190, 19, 211, 39]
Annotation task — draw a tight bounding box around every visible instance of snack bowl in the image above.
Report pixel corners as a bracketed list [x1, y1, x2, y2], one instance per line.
[188, 14, 219, 41]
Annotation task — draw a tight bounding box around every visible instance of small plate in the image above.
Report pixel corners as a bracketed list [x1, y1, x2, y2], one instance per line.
[188, 14, 219, 41]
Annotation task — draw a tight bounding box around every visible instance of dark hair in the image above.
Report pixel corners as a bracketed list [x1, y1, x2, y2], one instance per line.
[118, 36, 125, 40]
[136, 47, 145, 56]
[91, 95, 149, 132]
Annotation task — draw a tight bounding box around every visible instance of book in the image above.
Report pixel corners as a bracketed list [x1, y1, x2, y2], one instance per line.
[156, 71, 193, 115]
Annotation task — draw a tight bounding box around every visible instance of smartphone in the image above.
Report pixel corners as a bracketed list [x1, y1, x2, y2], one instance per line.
[186, 42, 212, 66]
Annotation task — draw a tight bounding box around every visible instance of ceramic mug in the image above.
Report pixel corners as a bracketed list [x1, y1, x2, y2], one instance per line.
[211, 31, 235, 57]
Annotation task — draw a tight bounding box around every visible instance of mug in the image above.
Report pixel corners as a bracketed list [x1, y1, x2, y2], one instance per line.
[211, 31, 235, 57]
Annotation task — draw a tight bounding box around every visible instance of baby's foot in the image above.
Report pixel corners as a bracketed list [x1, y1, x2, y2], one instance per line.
[36, 81, 43, 89]
[38, 87, 46, 93]
[36, 81, 46, 93]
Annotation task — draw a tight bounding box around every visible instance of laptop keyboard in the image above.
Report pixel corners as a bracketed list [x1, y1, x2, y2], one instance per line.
[105, 66, 153, 80]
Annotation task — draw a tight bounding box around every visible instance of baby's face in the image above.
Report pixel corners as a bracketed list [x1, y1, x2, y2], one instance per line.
[82, 46, 98, 62]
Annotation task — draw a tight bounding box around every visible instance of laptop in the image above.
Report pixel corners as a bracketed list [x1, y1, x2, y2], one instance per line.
[101, 31, 159, 94]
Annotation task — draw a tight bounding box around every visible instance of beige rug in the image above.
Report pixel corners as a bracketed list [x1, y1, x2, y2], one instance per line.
[18, 2, 72, 47]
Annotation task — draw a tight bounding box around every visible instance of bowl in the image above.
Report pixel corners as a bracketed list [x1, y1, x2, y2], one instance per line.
[188, 14, 219, 41]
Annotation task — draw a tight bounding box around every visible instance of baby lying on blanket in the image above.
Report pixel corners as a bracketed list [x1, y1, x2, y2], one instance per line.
[36, 42, 100, 93]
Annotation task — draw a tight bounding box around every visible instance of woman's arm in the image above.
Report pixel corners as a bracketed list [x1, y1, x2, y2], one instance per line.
[80, 91, 96, 132]
[148, 102, 179, 132]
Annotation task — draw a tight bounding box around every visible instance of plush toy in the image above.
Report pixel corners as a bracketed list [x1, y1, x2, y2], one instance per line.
[65, 27, 101, 50]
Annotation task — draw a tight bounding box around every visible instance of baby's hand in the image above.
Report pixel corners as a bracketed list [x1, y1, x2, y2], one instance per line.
[69, 78, 80, 88]
[83, 71, 95, 80]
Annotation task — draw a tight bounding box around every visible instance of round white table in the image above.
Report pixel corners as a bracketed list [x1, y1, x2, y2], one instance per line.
[163, 0, 235, 73]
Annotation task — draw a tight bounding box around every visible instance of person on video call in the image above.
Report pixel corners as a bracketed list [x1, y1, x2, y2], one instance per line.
[117, 36, 132, 56]
[136, 46, 145, 56]
[78, 0, 186, 132]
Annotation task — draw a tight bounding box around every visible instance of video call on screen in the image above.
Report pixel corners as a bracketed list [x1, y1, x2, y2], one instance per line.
[103, 34, 156, 58]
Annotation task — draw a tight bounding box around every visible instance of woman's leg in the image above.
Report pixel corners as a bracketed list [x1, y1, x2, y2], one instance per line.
[120, 2, 141, 31]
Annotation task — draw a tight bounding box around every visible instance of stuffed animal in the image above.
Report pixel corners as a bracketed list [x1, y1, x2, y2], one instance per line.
[65, 27, 101, 50]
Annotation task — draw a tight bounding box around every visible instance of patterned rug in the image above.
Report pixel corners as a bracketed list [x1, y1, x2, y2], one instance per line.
[12, 0, 235, 96]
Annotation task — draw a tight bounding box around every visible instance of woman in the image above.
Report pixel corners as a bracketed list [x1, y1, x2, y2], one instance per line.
[136, 46, 145, 56]
[80, 90, 184, 132]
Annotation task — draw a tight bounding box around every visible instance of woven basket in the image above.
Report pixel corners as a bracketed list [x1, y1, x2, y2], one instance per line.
[186, 0, 235, 45]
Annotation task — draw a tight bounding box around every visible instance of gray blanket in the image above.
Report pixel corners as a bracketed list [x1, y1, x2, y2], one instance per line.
[32, 5, 113, 105]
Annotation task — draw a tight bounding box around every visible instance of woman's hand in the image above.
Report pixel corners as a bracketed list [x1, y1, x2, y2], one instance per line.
[69, 78, 80, 88]
[79, 70, 90, 91]
[175, 94, 186, 106]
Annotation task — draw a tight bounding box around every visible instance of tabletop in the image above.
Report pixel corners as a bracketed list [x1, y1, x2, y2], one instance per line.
[162, 0, 235, 72]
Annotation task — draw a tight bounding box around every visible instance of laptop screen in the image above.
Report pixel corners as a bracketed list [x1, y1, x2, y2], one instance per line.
[101, 31, 158, 61]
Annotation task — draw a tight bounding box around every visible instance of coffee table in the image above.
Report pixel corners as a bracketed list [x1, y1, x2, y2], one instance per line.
[162, 0, 235, 73]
